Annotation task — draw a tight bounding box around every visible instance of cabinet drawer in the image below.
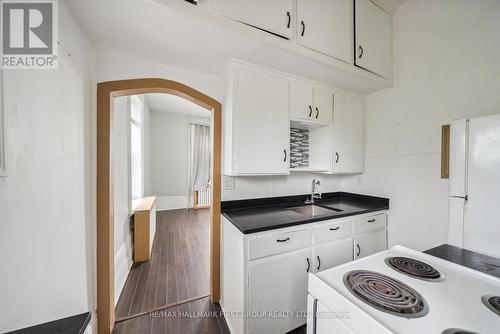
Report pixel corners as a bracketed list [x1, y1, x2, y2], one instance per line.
[312, 219, 352, 245]
[248, 229, 311, 260]
[353, 213, 387, 234]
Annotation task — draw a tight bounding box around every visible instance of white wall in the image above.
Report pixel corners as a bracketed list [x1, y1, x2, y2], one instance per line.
[0, 3, 95, 332]
[341, 0, 500, 251]
[113, 96, 133, 305]
[150, 111, 190, 210]
[222, 173, 341, 201]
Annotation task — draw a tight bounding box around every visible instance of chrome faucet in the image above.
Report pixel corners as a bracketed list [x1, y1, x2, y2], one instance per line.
[305, 178, 322, 204]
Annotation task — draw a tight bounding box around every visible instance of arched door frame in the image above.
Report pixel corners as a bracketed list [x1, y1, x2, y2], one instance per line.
[96, 78, 221, 334]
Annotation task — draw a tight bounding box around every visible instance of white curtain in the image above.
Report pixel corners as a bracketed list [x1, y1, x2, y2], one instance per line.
[191, 124, 211, 191]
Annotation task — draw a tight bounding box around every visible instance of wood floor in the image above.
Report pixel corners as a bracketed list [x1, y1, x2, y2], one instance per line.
[113, 208, 307, 334]
[113, 296, 230, 334]
[114, 209, 212, 319]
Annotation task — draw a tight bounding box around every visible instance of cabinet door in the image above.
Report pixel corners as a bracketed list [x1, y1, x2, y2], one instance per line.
[297, 0, 353, 63]
[355, 0, 392, 78]
[249, 249, 311, 334]
[313, 86, 334, 125]
[210, 0, 294, 39]
[332, 92, 364, 173]
[234, 65, 290, 174]
[290, 79, 314, 121]
[354, 228, 387, 259]
[313, 238, 353, 272]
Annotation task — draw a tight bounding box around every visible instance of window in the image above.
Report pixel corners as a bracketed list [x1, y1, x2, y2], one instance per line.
[130, 95, 143, 200]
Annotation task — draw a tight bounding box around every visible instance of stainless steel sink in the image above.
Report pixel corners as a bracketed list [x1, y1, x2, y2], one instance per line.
[287, 204, 342, 217]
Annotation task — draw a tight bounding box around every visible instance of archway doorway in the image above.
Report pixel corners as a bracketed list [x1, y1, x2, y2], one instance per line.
[96, 79, 221, 334]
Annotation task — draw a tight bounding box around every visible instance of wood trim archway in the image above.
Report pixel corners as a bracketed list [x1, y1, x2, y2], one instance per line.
[96, 78, 221, 334]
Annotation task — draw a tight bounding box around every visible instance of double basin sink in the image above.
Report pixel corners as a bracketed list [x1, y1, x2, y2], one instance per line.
[286, 203, 343, 218]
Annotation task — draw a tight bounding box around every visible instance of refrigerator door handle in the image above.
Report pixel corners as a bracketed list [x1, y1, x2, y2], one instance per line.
[451, 195, 468, 201]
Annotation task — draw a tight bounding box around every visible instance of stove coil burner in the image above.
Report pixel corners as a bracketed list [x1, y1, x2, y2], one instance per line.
[482, 295, 500, 316]
[385, 257, 444, 281]
[442, 329, 479, 334]
[344, 270, 428, 318]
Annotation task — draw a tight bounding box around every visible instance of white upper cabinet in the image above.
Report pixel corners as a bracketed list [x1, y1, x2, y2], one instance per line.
[290, 79, 333, 125]
[314, 86, 334, 125]
[296, 0, 353, 63]
[290, 80, 314, 121]
[225, 63, 291, 175]
[355, 0, 392, 78]
[209, 0, 294, 39]
[332, 92, 365, 173]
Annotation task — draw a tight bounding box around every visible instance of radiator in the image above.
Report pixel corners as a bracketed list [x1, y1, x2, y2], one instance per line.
[195, 188, 211, 207]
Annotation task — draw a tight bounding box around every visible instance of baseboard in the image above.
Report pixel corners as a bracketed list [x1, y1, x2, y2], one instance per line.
[115, 243, 133, 305]
[155, 195, 188, 211]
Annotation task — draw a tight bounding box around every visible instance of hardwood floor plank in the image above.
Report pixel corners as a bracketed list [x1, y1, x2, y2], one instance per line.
[112, 297, 231, 334]
[115, 209, 211, 322]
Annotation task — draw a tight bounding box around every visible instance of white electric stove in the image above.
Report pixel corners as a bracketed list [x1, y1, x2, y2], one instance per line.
[307, 245, 500, 334]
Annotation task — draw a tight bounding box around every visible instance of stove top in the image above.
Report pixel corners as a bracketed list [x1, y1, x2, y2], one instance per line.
[482, 295, 500, 316]
[385, 256, 444, 282]
[344, 270, 428, 318]
[309, 246, 500, 334]
[441, 329, 479, 334]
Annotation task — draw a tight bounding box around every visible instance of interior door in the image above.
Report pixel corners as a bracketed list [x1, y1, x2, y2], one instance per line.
[332, 92, 365, 173]
[354, 229, 387, 259]
[313, 238, 353, 272]
[234, 65, 290, 175]
[209, 0, 294, 39]
[296, 0, 353, 63]
[313, 86, 334, 124]
[248, 249, 310, 334]
[465, 114, 500, 258]
[290, 79, 314, 120]
[354, 0, 392, 78]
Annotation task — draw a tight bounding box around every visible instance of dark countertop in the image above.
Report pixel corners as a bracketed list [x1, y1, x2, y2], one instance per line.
[5, 312, 91, 334]
[425, 244, 500, 279]
[221, 192, 389, 234]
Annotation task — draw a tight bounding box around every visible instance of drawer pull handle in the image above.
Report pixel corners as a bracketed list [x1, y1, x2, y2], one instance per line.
[329, 227, 340, 231]
[306, 258, 310, 272]
[308, 105, 313, 117]
[356, 244, 361, 257]
[277, 237, 290, 243]
[367, 219, 376, 223]
[317, 256, 321, 271]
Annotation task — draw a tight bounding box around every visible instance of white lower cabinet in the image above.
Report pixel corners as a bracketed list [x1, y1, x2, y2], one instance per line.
[354, 228, 387, 259]
[306, 295, 354, 334]
[248, 249, 311, 334]
[313, 238, 353, 272]
[221, 211, 387, 334]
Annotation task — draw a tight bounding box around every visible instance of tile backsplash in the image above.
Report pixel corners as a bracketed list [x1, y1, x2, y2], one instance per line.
[290, 127, 309, 168]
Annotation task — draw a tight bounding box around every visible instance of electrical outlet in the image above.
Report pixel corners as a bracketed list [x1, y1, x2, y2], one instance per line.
[223, 175, 235, 190]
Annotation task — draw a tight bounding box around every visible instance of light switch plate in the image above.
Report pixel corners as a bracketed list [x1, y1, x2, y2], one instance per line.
[223, 175, 235, 190]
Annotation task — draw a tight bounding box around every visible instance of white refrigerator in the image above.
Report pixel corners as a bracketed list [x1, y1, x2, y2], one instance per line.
[448, 114, 500, 258]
